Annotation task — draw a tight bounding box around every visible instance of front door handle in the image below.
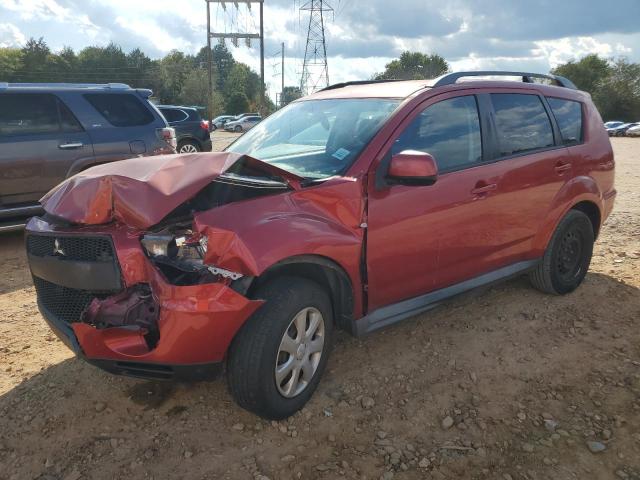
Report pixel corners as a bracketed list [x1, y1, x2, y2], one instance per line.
[554, 161, 572, 174]
[59, 143, 83, 149]
[471, 183, 497, 195]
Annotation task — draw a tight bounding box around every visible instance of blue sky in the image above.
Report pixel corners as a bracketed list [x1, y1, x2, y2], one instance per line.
[1, 0, 639, 100]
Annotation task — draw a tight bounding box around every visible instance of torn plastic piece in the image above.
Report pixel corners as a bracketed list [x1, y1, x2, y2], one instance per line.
[206, 265, 243, 281]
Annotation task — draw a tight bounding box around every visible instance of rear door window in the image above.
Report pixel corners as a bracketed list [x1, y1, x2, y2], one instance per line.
[490, 93, 554, 156]
[160, 108, 188, 123]
[392, 95, 483, 172]
[547, 97, 583, 145]
[0, 93, 60, 136]
[84, 93, 154, 127]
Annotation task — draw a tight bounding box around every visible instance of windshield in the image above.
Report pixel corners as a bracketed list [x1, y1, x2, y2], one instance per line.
[227, 98, 400, 179]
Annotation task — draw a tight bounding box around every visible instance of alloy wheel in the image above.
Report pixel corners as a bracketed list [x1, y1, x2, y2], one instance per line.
[179, 143, 198, 153]
[275, 307, 325, 398]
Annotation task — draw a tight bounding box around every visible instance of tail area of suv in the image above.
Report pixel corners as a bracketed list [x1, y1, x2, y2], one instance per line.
[25, 71, 615, 420]
[157, 105, 213, 153]
[0, 82, 176, 231]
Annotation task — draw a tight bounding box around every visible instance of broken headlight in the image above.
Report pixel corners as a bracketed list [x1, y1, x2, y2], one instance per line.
[141, 233, 242, 283]
[141, 234, 206, 265]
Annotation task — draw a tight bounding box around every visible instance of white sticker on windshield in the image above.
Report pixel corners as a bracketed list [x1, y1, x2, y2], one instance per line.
[332, 148, 350, 160]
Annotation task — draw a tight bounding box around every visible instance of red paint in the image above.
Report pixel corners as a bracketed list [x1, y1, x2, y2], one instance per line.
[29, 78, 615, 371]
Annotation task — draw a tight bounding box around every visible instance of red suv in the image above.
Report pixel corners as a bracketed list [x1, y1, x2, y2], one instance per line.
[26, 71, 615, 419]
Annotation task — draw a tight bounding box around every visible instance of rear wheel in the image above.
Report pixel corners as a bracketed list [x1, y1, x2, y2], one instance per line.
[529, 210, 594, 295]
[234, 125, 243, 133]
[227, 276, 333, 419]
[177, 140, 200, 154]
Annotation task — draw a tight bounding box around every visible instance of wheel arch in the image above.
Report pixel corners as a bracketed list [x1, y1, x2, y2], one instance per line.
[532, 177, 604, 256]
[246, 255, 356, 335]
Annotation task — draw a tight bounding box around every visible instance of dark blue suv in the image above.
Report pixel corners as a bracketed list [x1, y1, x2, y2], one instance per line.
[157, 105, 213, 153]
[0, 83, 176, 231]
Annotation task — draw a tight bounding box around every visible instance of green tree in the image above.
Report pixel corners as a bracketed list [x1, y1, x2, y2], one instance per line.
[0, 48, 23, 81]
[226, 91, 249, 114]
[179, 68, 209, 106]
[592, 58, 640, 122]
[551, 54, 612, 94]
[18, 37, 52, 82]
[375, 51, 449, 80]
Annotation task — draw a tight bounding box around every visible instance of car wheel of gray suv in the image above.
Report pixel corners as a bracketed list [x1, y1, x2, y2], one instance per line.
[227, 276, 333, 420]
[529, 209, 594, 295]
[178, 140, 200, 153]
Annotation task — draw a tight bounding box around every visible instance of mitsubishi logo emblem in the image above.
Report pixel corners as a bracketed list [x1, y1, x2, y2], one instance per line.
[53, 239, 65, 256]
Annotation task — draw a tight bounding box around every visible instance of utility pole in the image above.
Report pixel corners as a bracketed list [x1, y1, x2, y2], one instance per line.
[281, 42, 285, 108]
[204, 0, 265, 110]
[300, 0, 333, 95]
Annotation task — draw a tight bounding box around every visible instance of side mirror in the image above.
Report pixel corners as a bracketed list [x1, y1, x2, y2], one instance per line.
[387, 150, 438, 186]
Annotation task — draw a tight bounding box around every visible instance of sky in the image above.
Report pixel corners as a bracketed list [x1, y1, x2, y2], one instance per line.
[1, 0, 639, 101]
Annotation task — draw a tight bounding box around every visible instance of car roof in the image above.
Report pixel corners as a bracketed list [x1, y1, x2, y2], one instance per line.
[0, 82, 153, 98]
[303, 71, 582, 101]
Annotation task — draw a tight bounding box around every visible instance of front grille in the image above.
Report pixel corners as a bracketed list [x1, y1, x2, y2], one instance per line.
[32, 277, 102, 324]
[27, 234, 115, 262]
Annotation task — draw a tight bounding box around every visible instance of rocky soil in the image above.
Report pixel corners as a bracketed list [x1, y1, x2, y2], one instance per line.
[0, 137, 639, 480]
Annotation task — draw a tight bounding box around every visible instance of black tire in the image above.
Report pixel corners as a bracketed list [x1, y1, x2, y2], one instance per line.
[227, 276, 333, 420]
[234, 125, 242, 133]
[177, 139, 201, 153]
[529, 209, 594, 295]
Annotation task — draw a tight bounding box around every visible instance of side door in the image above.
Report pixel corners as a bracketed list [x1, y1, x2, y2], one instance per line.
[0, 93, 93, 206]
[366, 92, 495, 310]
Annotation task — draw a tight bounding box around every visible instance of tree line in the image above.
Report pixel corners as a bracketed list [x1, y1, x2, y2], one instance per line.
[0, 37, 273, 116]
[1, 39, 638, 121]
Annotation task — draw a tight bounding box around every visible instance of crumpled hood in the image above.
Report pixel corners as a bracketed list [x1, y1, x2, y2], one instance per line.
[41, 152, 303, 230]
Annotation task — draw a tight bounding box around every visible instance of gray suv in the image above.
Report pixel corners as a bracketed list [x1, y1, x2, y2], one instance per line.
[0, 83, 176, 231]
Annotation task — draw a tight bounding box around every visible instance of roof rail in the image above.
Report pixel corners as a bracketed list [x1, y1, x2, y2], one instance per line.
[320, 79, 406, 91]
[0, 82, 132, 90]
[432, 71, 577, 89]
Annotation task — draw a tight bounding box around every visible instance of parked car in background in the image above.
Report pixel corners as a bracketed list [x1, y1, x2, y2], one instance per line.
[607, 122, 640, 137]
[604, 121, 624, 129]
[0, 82, 175, 231]
[157, 105, 212, 153]
[224, 115, 262, 132]
[626, 124, 640, 137]
[234, 112, 260, 120]
[26, 70, 615, 419]
[211, 115, 235, 130]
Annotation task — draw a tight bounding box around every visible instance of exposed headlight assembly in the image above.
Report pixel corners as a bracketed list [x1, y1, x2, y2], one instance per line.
[141, 233, 243, 282]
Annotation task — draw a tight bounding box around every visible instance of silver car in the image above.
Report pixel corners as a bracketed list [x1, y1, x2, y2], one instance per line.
[224, 115, 262, 132]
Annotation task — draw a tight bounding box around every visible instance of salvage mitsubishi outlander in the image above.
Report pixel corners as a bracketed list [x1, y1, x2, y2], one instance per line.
[26, 71, 616, 419]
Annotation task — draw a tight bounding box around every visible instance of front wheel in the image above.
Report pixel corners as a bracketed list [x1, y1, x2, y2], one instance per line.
[234, 125, 243, 133]
[529, 209, 594, 295]
[227, 277, 333, 419]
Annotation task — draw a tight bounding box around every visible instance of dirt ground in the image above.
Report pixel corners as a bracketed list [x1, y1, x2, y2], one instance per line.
[1, 137, 639, 480]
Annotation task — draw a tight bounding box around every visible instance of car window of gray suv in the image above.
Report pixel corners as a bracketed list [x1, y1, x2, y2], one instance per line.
[0, 93, 59, 136]
[84, 93, 154, 127]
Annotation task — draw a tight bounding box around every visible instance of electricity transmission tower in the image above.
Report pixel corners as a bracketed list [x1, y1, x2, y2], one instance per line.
[300, 0, 333, 95]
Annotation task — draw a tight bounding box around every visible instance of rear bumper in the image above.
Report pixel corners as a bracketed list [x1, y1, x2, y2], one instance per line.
[26, 217, 262, 381]
[201, 137, 213, 152]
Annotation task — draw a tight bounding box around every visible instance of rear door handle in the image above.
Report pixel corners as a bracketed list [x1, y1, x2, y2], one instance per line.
[471, 183, 497, 195]
[555, 161, 572, 173]
[59, 143, 83, 149]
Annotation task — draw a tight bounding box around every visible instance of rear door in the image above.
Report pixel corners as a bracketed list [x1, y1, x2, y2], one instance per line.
[83, 92, 162, 161]
[0, 92, 93, 206]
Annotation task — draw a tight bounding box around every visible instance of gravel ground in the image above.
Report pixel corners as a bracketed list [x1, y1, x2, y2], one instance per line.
[0, 137, 639, 480]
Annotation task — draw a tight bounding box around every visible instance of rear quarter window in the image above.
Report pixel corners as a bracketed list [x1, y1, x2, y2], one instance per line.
[160, 108, 189, 123]
[491, 93, 554, 156]
[84, 93, 155, 127]
[547, 97, 583, 145]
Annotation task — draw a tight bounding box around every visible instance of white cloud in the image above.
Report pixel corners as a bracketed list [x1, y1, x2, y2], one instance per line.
[0, 22, 25, 47]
